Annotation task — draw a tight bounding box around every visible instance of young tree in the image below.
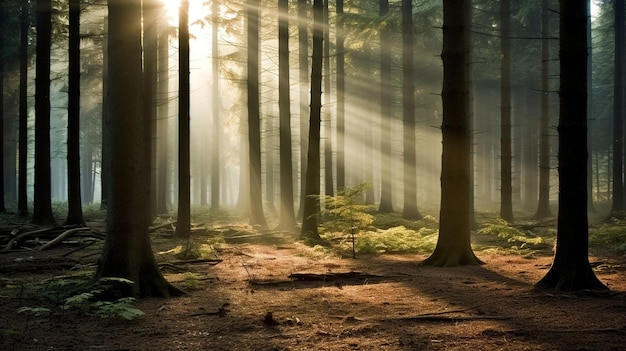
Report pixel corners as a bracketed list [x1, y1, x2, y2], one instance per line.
[96, 0, 180, 297]
[277, 0, 298, 230]
[176, 0, 191, 238]
[301, 0, 324, 241]
[499, 0, 514, 222]
[401, 0, 420, 220]
[422, 0, 481, 267]
[65, 0, 85, 225]
[247, 0, 267, 228]
[536, 0, 607, 291]
[32, 0, 56, 225]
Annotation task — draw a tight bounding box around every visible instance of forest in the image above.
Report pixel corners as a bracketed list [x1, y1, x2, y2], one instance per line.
[0, 0, 625, 350]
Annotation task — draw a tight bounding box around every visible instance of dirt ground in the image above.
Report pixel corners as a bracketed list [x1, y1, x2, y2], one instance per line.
[1, 231, 626, 351]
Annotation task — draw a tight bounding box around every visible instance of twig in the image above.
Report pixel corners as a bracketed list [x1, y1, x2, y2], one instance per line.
[2, 227, 55, 252]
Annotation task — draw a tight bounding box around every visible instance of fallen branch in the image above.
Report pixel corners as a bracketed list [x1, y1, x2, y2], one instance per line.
[2, 226, 55, 252]
[389, 315, 510, 322]
[39, 227, 91, 251]
[170, 258, 222, 265]
[288, 271, 385, 281]
[149, 221, 177, 233]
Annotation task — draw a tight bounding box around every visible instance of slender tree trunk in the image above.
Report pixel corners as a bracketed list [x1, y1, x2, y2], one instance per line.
[66, 0, 85, 225]
[500, 0, 514, 222]
[378, 0, 393, 213]
[610, 0, 625, 218]
[586, 0, 596, 213]
[176, 0, 191, 238]
[0, 6, 6, 213]
[401, 0, 420, 220]
[301, 0, 324, 241]
[156, 4, 169, 214]
[96, 0, 181, 297]
[298, 0, 309, 218]
[277, 0, 297, 230]
[247, 0, 267, 228]
[18, 0, 29, 217]
[211, 0, 220, 210]
[323, 0, 334, 198]
[536, 0, 606, 291]
[101, 16, 109, 210]
[33, 0, 56, 225]
[535, 0, 553, 219]
[422, 0, 481, 267]
[336, 0, 345, 191]
[144, 0, 158, 219]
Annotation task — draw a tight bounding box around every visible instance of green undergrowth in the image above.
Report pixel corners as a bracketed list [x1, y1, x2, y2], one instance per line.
[590, 218, 626, 253]
[475, 217, 553, 257]
[15, 276, 144, 320]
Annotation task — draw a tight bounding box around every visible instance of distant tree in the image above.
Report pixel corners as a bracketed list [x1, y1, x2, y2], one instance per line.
[32, 0, 56, 225]
[144, 0, 158, 218]
[301, 0, 324, 241]
[536, 0, 607, 291]
[401, 0, 420, 220]
[422, 0, 482, 267]
[378, 0, 393, 213]
[247, 0, 267, 228]
[609, 0, 624, 218]
[534, 0, 553, 220]
[210, 0, 220, 211]
[277, 0, 298, 231]
[499, 0, 513, 222]
[18, 0, 29, 217]
[156, 2, 169, 214]
[336, 0, 345, 191]
[176, 0, 191, 238]
[96, 0, 181, 297]
[323, 0, 334, 198]
[65, 0, 85, 225]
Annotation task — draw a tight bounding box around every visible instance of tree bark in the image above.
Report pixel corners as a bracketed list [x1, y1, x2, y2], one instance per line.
[211, 0, 221, 210]
[421, 0, 481, 267]
[378, 0, 393, 213]
[18, 0, 29, 217]
[499, 0, 513, 222]
[323, 0, 334, 198]
[298, 0, 309, 218]
[66, 0, 85, 225]
[301, 0, 324, 241]
[176, 0, 191, 238]
[536, 0, 606, 291]
[96, 0, 180, 297]
[609, 0, 625, 218]
[156, 3, 170, 214]
[336, 0, 345, 191]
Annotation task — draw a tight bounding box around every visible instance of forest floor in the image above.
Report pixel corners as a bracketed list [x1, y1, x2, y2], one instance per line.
[1, 213, 626, 351]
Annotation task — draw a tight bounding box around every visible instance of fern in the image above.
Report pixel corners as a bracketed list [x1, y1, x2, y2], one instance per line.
[93, 297, 144, 320]
[17, 306, 51, 317]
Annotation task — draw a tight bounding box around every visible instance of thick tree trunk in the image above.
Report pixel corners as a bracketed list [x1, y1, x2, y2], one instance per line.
[421, 0, 481, 267]
[609, 0, 625, 218]
[66, 0, 85, 225]
[301, 0, 324, 241]
[536, 0, 606, 291]
[0, 7, 6, 213]
[96, 0, 180, 298]
[33, 0, 56, 225]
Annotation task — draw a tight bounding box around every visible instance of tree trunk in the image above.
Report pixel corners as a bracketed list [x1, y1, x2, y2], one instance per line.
[534, 0, 553, 219]
[0, 6, 6, 213]
[211, 0, 220, 210]
[298, 0, 309, 218]
[421, 0, 481, 267]
[586, 0, 596, 213]
[378, 0, 393, 213]
[401, 0, 420, 220]
[247, 0, 267, 228]
[156, 4, 169, 214]
[499, 0, 514, 222]
[66, 0, 85, 225]
[144, 0, 158, 219]
[323, 0, 334, 198]
[301, 0, 324, 241]
[277, 0, 298, 231]
[176, 0, 191, 238]
[609, 0, 625, 218]
[18, 0, 29, 217]
[33, 0, 56, 225]
[336, 0, 345, 191]
[96, 0, 181, 298]
[536, 0, 606, 291]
